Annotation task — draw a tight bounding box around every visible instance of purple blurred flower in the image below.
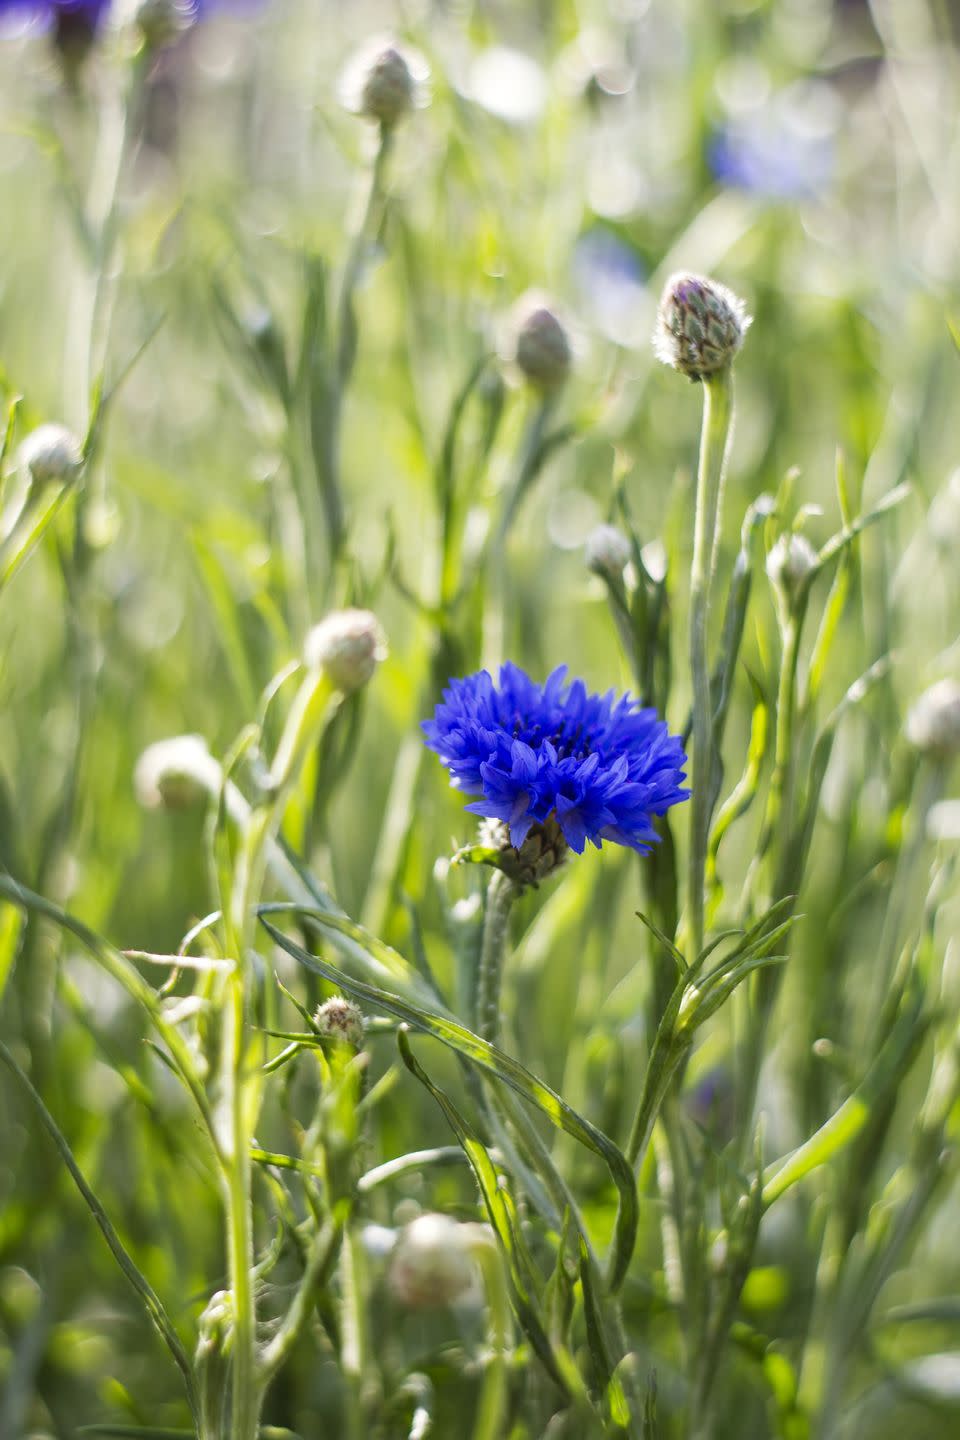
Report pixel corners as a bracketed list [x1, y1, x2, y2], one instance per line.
[710, 93, 835, 200]
[572, 228, 646, 346]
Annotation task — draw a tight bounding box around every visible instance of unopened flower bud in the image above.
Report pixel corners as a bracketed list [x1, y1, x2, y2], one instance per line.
[134, 735, 220, 811]
[18, 424, 83, 488]
[584, 523, 631, 580]
[766, 533, 817, 601]
[340, 40, 428, 128]
[906, 679, 960, 758]
[304, 609, 386, 694]
[314, 996, 365, 1049]
[511, 293, 572, 391]
[388, 1213, 478, 1309]
[653, 272, 750, 380]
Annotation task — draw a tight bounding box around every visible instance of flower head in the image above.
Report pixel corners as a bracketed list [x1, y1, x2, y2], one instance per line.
[423, 663, 688, 855]
[653, 272, 750, 381]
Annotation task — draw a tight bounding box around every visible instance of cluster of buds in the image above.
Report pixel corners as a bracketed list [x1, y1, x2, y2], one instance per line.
[653, 272, 750, 381]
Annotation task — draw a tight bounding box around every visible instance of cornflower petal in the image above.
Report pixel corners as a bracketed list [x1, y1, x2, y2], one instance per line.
[423, 662, 689, 856]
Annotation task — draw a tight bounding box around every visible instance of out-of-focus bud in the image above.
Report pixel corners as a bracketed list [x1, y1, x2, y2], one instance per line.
[510, 293, 573, 391]
[388, 1213, 479, 1309]
[584, 523, 631, 581]
[906, 679, 960, 759]
[134, 735, 220, 811]
[18, 424, 83, 489]
[653, 272, 750, 381]
[314, 996, 365, 1050]
[135, 0, 197, 49]
[765, 532, 818, 604]
[304, 609, 387, 694]
[339, 39, 429, 128]
[195, 1289, 232, 1440]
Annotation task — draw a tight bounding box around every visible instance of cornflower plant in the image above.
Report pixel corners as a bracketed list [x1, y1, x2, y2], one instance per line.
[3, 4, 960, 1440]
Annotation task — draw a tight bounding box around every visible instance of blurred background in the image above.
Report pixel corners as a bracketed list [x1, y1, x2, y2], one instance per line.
[3, 0, 960, 1435]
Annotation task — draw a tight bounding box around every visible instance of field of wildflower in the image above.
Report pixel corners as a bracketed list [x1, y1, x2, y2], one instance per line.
[3, 0, 960, 1436]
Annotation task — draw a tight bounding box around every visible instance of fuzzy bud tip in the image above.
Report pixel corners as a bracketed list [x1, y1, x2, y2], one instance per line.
[653, 272, 750, 380]
[388, 1213, 478, 1309]
[304, 609, 386, 694]
[766, 533, 818, 599]
[314, 996, 365, 1049]
[584, 523, 631, 580]
[18, 424, 83, 488]
[906, 679, 960, 758]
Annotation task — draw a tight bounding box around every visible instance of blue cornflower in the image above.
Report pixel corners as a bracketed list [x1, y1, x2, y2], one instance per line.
[423, 663, 689, 856]
[0, 0, 112, 32]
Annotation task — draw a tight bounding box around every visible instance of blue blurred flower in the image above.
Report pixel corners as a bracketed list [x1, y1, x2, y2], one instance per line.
[710, 96, 834, 200]
[573, 228, 646, 346]
[423, 663, 689, 855]
[0, 0, 110, 33]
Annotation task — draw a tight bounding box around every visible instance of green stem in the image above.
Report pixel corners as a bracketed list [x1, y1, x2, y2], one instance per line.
[470, 1234, 511, 1440]
[224, 972, 261, 1440]
[475, 869, 517, 1045]
[687, 369, 734, 964]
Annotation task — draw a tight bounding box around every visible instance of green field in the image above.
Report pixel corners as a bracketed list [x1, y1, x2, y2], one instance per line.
[3, 2, 960, 1436]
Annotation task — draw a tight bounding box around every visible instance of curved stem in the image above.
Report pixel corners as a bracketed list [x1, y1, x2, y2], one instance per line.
[475, 869, 517, 1045]
[687, 370, 734, 964]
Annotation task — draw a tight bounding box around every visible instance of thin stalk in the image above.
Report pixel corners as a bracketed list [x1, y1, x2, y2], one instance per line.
[224, 974, 260, 1440]
[475, 869, 517, 1045]
[315, 126, 393, 571]
[687, 369, 734, 964]
[470, 1235, 511, 1440]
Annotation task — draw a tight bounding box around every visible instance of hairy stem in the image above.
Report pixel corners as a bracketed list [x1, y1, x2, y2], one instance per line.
[475, 869, 517, 1045]
[687, 369, 734, 964]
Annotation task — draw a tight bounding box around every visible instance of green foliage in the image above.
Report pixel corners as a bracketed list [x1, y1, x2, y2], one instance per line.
[3, 2, 960, 1438]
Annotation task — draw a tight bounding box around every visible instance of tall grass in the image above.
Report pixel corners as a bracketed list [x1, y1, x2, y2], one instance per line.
[2, 2, 960, 1437]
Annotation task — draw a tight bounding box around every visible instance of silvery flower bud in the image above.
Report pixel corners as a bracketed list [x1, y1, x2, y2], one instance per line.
[388, 1213, 478, 1309]
[314, 996, 365, 1050]
[511, 293, 572, 391]
[584, 523, 631, 580]
[766, 533, 818, 602]
[18, 424, 83, 488]
[653, 272, 750, 380]
[340, 40, 428, 128]
[304, 609, 386, 694]
[906, 679, 960, 759]
[134, 735, 220, 811]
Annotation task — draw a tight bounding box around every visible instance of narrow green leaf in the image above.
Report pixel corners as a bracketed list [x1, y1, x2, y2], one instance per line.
[0, 1041, 197, 1416]
[260, 911, 639, 1290]
[397, 1029, 577, 1398]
